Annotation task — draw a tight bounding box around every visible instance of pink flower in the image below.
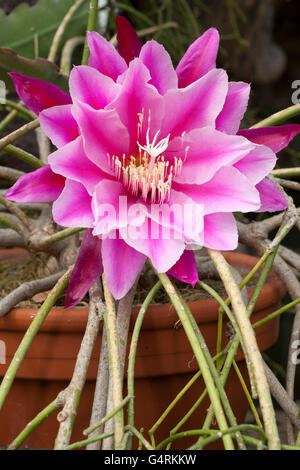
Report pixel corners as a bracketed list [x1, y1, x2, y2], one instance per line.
[6, 18, 300, 303]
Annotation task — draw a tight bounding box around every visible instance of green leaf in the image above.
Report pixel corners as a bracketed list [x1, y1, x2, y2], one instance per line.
[0, 0, 89, 59]
[0, 48, 69, 92]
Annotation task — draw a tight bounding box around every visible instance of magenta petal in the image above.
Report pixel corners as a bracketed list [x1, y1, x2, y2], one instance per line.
[116, 16, 142, 65]
[69, 66, 120, 109]
[167, 250, 198, 286]
[65, 229, 103, 308]
[5, 165, 65, 202]
[203, 213, 238, 250]
[39, 105, 79, 148]
[52, 180, 93, 227]
[102, 234, 146, 300]
[139, 40, 178, 94]
[176, 28, 219, 88]
[49, 137, 111, 195]
[255, 178, 287, 213]
[216, 81, 250, 135]
[238, 124, 300, 153]
[234, 143, 276, 184]
[87, 31, 127, 81]
[9, 73, 71, 115]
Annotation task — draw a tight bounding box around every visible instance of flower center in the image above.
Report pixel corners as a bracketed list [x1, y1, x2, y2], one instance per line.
[107, 128, 184, 204]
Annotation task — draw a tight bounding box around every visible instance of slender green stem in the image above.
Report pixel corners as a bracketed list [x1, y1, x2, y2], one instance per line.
[2, 100, 34, 121]
[60, 36, 85, 75]
[81, 0, 99, 65]
[0, 194, 34, 233]
[0, 110, 18, 132]
[7, 400, 59, 450]
[42, 227, 84, 246]
[84, 395, 132, 436]
[271, 168, 300, 179]
[251, 104, 300, 128]
[62, 431, 115, 450]
[3, 144, 44, 168]
[126, 425, 154, 450]
[252, 298, 300, 330]
[0, 119, 40, 150]
[0, 268, 72, 411]
[48, 0, 86, 62]
[0, 213, 23, 233]
[127, 281, 162, 449]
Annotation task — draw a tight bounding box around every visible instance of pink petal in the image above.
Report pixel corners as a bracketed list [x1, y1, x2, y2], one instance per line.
[48, 136, 111, 195]
[69, 65, 120, 109]
[106, 59, 164, 153]
[116, 15, 142, 65]
[166, 127, 255, 185]
[72, 100, 129, 175]
[255, 178, 287, 213]
[161, 69, 228, 139]
[167, 249, 198, 286]
[120, 217, 185, 273]
[203, 212, 238, 250]
[216, 81, 250, 135]
[65, 229, 103, 308]
[52, 179, 93, 227]
[87, 31, 127, 81]
[238, 124, 300, 153]
[92, 179, 146, 235]
[234, 143, 276, 184]
[101, 234, 146, 300]
[5, 165, 65, 202]
[139, 40, 178, 94]
[39, 104, 79, 148]
[9, 72, 71, 115]
[176, 28, 220, 88]
[175, 166, 261, 214]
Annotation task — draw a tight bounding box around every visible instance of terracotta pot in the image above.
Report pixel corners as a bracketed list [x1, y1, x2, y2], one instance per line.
[0, 249, 286, 449]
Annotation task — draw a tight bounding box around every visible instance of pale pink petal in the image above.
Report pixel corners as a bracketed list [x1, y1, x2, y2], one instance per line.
[69, 66, 120, 109]
[255, 178, 287, 213]
[9, 72, 71, 115]
[120, 217, 185, 273]
[216, 81, 250, 134]
[176, 28, 219, 88]
[167, 249, 198, 286]
[72, 100, 130, 175]
[39, 105, 79, 148]
[203, 212, 238, 250]
[238, 124, 300, 153]
[92, 179, 146, 235]
[106, 59, 164, 153]
[116, 15, 142, 64]
[48, 137, 111, 195]
[234, 144, 276, 184]
[161, 69, 228, 138]
[52, 179, 93, 227]
[65, 229, 103, 308]
[101, 234, 146, 299]
[87, 31, 127, 81]
[5, 165, 65, 202]
[166, 127, 255, 185]
[139, 40, 178, 94]
[175, 166, 261, 214]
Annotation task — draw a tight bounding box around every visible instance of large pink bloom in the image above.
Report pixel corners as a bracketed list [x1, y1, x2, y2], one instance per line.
[6, 18, 300, 303]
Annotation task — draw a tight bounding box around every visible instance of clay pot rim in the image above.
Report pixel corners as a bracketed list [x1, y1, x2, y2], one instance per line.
[0, 249, 286, 332]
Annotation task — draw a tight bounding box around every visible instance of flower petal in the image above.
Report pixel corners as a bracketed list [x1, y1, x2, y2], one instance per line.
[139, 40, 178, 94]
[216, 81, 250, 134]
[87, 31, 127, 81]
[101, 234, 146, 299]
[238, 124, 300, 153]
[49, 136, 111, 195]
[175, 166, 261, 214]
[234, 143, 276, 184]
[65, 229, 103, 308]
[167, 249, 198, 286]
[69, 65, 120, 109]
[255, 178, 287, 212]
[161, 69, 228, 138]
[203, 212, 238, 250]
[5, 165, 65, 202]
[9, 72, 71, 115]
[39, 104, 79, 148]
[166, 127, 255, 185]
[116, 15, 142, 65]
[176, 28, 219, 88]
[52, 179, 93, 227]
